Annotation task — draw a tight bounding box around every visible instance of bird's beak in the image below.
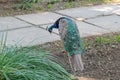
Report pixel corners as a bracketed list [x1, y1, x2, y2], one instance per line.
[46, 26, 52, 33]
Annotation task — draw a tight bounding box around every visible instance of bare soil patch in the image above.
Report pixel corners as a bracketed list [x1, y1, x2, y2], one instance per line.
[35, 33, 120, 80]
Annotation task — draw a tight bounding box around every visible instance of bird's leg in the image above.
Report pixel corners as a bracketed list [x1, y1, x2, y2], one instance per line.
[67, 52, 76, 75]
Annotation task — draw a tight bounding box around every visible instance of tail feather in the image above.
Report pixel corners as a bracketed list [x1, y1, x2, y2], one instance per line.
[71, 54, 84, 71]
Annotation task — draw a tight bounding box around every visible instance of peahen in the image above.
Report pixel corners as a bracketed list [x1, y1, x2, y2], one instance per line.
[48, 17, 84, 72]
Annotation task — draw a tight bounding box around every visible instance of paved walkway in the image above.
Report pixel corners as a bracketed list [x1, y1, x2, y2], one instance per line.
[0, 3, 120, 46]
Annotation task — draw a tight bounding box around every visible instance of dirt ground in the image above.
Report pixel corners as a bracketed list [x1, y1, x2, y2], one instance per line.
[36, 33, 120, 80]
[0, 1, 114, 16]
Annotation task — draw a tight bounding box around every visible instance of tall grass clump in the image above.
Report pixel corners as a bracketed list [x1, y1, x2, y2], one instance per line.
[13, 0, 42, 10]
[0, 34, 72, 80]
[0, 48, 72, 80]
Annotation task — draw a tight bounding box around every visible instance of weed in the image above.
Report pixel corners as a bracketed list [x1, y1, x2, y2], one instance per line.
[71, 1, 79, 7]
[116, 35, 120, 42]
[47, 4, 53, 9]
[13, 0, 42, 10]
[65, 2, 72, 8]
[95, 35, 120, 45]
[103, 0, 113, 3]
[0, 32, 7, 53]
[13, 0, 119, 10]
[39, 5, 44, 11]
[22, 2, 34, 10]
[96, 37, 105, 44]
[48, 0, 60, 4]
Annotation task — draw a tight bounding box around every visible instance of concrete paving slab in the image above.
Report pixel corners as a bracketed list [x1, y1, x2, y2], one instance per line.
[76, 21, 109, 37]
[86, 15, 120, 32]
[56, 4, 120, 20]
[38, 21, 109, 37]
[92, 4, 120, 15]
[57, 7, 105, 20]
[16, 12, 63, 25]
[114, 9, 120, 15]
[0, 17, 31, 31]
[0, 27, 60, 46]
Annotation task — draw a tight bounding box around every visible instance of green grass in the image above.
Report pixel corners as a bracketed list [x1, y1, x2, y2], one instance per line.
[95, 34, 120, 44]
[13, 0, 43, 10]
[0, 46, 72, 80]
[95, 36, 114, 44]
[96, 37, 108, 44]
[82, 34, 120, 50]
[81, 0, 114, 6]
[0, 33, 7, 53]
[0, 33, 72, 80]
[86, 0, 113, 3]
[39, 5, 44, 11]
[116, 35, 120, 42]
[13, 0, 119, 10]
[47, 4, 53, 9]
[65, 2, 72, 8]
[48, 0, 60, 4]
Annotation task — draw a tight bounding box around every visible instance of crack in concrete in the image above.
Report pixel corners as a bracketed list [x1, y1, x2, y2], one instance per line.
[82, 20, 108, 30]
[0, 17, 50, 33]
[84, 13, 114, 20]
[0, 26, 32, 32]
[14, 16, 53, 28]
[14, 16, 53, 26]
[6, 12, 115, 35]
[14, 16, 37, 26]
[8, 16, 59, 35]
[13, 15, 57, 35]
[52, 11, 113, 32]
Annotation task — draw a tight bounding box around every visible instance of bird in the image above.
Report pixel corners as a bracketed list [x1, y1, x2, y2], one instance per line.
[47, 17, 84, 72]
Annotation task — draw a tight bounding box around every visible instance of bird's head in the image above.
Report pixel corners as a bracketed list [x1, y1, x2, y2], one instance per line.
[47, 17, 65, 33]
[47, 23, 58, 33]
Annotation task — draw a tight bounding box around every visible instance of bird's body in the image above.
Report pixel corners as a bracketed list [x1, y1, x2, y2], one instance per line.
[48, 17, 84, 71]
[59, 17, 83, 56]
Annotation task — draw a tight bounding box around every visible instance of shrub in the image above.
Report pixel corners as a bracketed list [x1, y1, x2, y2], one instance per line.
[0, 46, 72, 80]
[0, 33, 72, 80]
[13, 0, 42, 10]
[47, 4, 53, 9]
[39, 5, 44, 11]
